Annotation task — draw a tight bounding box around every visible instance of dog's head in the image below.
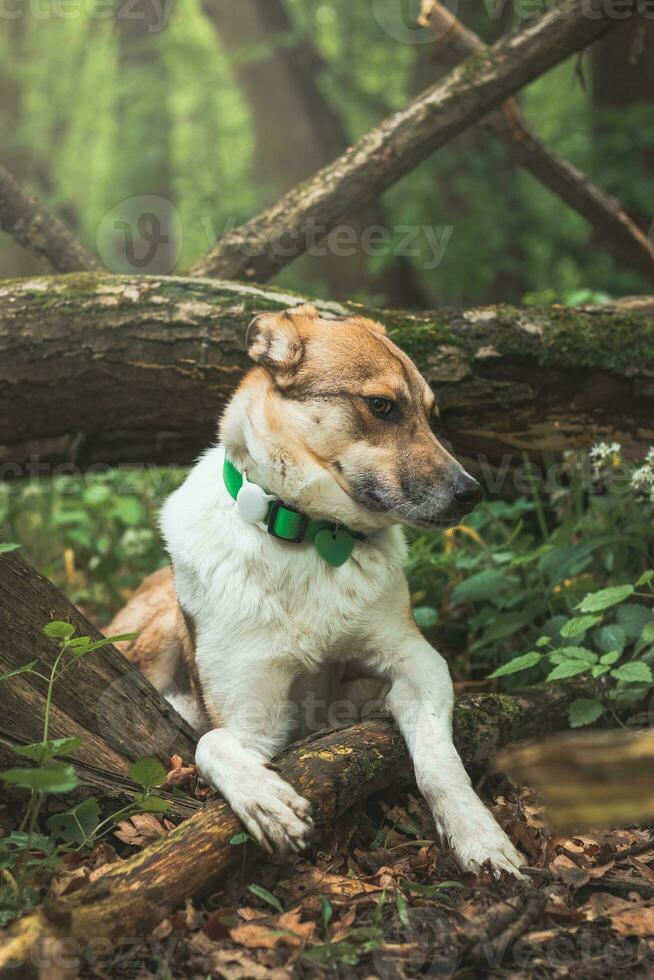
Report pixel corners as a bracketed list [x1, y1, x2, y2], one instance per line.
[221, 304, 483, 533]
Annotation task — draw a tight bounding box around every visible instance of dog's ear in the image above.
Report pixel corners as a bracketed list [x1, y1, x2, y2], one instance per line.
[246, 309, 307, 377]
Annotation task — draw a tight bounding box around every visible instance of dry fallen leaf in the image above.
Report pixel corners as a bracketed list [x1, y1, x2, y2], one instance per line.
[113, 812, 170, 846]
[230, 906, 315, 950]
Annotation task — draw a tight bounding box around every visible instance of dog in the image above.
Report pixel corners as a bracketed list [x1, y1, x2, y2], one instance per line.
[108, 303, 523, 876]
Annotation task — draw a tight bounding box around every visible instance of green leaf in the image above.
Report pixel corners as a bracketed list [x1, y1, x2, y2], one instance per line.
[43, 621, 76, 640]
[137, 795, 170, 813]
[600, 650, 621, 665]
[395, 891, 410, 928]
[0, 762, 78, 794]
[560, 615, 602, 639]
[545, 660, 591, 682]
[320, 895, 333, 934]
[536, 636, 551, 648]
[611, 662, 653, 684]
[402, 878, 463, 898]
[488, 651, 542, 679]
[578, 585, 634, 613]
[617, 605, 653, 640]
[68, 633, 137, 658]
[0, 543, 20, 554]
[229, 832, 251, 846]
[558, 647, 597, 664]
[413, 607, 438, 629]
[0, 661, 37, 683]
[0, 831, 55, 854]
[128, 757, 167, 790]
[642, 621, 654, 645]
[476, 613, 530, 646]
[13, 737, 82, 764]
[569, 699, 604, 728]
[591, 664, 611, 678]
[247, 884, 283, 913]
[635, 570, 653, 587]
[451, 569, 508, 604]
[594, 625, 627, 654]
[47, 798, 100, 845]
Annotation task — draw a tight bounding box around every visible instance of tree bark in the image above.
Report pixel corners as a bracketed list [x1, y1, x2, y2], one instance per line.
[189, 0, 634, 282]
[497, 728, 654, 831]
[0, 550, 196, 777]
[201, 0, 426, 306]
[1, 274, 653, 473]
[418, 1, 654, 286]
[0, 685, 574, 970]
[0, 164, 98, 275]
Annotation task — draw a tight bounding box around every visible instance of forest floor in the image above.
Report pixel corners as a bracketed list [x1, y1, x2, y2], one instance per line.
[16, 758, 653, 980]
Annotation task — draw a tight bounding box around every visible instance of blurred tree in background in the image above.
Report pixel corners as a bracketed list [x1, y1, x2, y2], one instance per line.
[1, 0, 652, 307]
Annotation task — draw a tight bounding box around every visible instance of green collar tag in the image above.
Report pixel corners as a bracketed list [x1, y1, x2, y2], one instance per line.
[223, 456, 361, 567]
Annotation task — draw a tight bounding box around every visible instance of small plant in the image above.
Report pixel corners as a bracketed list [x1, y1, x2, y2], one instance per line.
[0, 620, 171, 924]
[488, 570, 654, 728]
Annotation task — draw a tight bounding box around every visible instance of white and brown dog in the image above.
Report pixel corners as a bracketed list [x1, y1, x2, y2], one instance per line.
[108, 304, 523, 876]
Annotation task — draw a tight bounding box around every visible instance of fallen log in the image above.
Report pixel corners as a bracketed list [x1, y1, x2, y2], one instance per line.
[1, 275, 653, 473]
[0, 550, 196, 776]
[497, 728, 654, 830]
[0, 685, 574, 972]
[190, 0, 634, 282]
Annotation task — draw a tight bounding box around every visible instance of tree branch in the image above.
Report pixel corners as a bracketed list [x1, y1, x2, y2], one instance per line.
[0, 274, 653, 472]
[190, 0, 634, 282]
[419, 1, 654, 285]
[0, 164, 98, 274]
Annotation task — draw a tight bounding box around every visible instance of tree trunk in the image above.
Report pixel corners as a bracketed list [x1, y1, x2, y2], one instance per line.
[201, 0, 426, 306]
[0, 685, 574, 970]
[190, 0, 635, 282]
[592, 17, 654, 225]
[0, 550, 196, 777]
[0, 274, 653, 473]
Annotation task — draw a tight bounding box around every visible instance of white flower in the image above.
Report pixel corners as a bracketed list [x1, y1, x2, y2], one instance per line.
[120, 527, 154, 557]
[646, 447, 654, 468]
[589, 441, 621, 462]
[631, 465, 654, 495]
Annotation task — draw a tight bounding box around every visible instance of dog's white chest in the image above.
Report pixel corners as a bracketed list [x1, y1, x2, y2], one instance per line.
[160, 446, 406, 671]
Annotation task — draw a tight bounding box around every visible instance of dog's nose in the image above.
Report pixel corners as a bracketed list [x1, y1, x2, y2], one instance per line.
[454, 475, 485, 508]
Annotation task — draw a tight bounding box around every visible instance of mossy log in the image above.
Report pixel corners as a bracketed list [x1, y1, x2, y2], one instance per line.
[1, 275, 653, 473]
[0, 685, 574, 972]
[497, 728, 654, 830]
[0, 550, 196, 778]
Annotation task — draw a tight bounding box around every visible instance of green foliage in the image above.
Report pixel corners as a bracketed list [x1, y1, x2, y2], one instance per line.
[0, 467, 185, 622]
[0, 620, 172, 924]
[247, 884, 284, 914]
[406, 445, 654, 729]
[1, 2, 652, 303]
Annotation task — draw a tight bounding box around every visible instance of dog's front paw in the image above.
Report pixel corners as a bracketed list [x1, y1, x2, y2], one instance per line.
[438, 800, 525, 878]
[231, 766, 314, 859]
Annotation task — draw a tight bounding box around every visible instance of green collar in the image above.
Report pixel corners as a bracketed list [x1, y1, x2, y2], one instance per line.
[223, 456, 364, 567]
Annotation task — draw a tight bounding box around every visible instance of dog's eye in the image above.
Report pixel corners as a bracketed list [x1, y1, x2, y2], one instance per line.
[366, 397, 395, 418]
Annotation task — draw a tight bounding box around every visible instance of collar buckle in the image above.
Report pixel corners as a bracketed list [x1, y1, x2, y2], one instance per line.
[267, 500, 309, 543]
